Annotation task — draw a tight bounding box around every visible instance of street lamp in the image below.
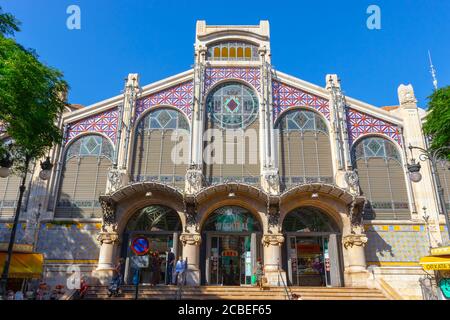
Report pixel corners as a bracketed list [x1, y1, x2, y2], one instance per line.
[407, 145, 450, 245]
[39, 157, 53, 181]
[0, 153, 13, 178]
[0, 154, 54, 298]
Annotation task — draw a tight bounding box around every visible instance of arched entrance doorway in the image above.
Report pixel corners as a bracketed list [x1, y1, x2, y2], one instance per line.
[121, 205, 182, 285]
[282, 207, 343, 287]
[201, 206, 262, 286]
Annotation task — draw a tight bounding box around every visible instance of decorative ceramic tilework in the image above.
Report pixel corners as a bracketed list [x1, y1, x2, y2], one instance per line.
[347, 108, 402, 146]
[364, 225, 429, 263]
[272, 80, 330, 121]
[35, 223, 100, 260]
[0, 223, 101, 260]
[204, 67, 261, 94]
[135, 81, 194, 121]
[66, 108, 119, 144]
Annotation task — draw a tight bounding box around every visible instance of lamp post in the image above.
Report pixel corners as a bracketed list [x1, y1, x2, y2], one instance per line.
[0, 154, 53, 298]
[406, 145, 450, 245]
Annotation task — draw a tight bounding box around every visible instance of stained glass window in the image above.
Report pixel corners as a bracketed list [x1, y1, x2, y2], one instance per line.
[138, 108, 190, 132]
[354, 137, 401, 162]
[66, 135, 114, 161]
[206, 82, 259, 129]
[276, 109, 328, 134]
[207, 41, 259, 61]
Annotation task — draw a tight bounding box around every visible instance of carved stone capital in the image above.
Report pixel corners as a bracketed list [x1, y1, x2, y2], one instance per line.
[342, 234, 368, 249]
[184, 196, 198, 232]
[185, 164, 203, 193]
[97, 232, 120, 245]
[266, 197, 280, 230]
[107, 168, 128, 194]
[262, 167, 280, 194]
[180, 233, 202, 246]
[344, 170, 360, 196]
[261, 234, 284, 247]
[100, 197, 117, 232]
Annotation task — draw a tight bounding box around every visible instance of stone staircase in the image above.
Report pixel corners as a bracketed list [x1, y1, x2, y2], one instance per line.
[82, 285, 389, 300]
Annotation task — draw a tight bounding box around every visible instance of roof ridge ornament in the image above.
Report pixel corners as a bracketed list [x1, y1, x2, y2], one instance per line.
[398, 84, 417, 107]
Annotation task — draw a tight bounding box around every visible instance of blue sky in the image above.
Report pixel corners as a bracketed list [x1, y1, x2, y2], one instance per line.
[2, 0, 449, 109]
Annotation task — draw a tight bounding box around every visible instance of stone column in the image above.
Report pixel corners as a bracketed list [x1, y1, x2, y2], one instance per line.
[259, 45, 280, 195]
[94, 231, 120, 284]
[180, 233, 202, 286]
[93, 198, 119, 284]
[261, 234, 287, 286]
[342, 232, 369, 287]
[395, 84, 443, 245]
[185, 45, 206, 194]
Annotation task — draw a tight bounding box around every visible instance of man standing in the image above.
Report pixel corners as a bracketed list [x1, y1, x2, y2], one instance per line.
[166, 248, 175, 285]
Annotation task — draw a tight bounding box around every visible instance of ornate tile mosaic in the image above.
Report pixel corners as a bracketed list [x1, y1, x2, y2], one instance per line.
[346, 108, 402, 146]
[135, 81, 194, 121]
[272, 80, 330, 122]
[66, 108, 119, 144]
[204, 67, 261, 94]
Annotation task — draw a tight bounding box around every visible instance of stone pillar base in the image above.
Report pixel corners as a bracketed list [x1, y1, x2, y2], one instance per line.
[344, 269, 370, 288]
[91, 269, 114, 285]
[264, 269, 288, 287]
[185, 267, 200, 286]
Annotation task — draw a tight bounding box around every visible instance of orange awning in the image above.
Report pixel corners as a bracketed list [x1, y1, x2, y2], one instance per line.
[0, 252, 44, 278]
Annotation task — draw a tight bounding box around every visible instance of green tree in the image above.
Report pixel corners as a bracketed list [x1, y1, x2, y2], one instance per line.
[0, 6, 68, 296]
[423, 86, 450, 159]
[0, 6, 68, 167]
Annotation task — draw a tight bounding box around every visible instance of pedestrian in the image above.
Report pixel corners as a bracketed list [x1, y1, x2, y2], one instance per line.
[166, 248, 175, 285]
[174, 256, 186, 285]
[151, 251, 161, 286]
[254, 258, 264, 289]
[78, 278, 89, 299]
[14, 290, 24, 300]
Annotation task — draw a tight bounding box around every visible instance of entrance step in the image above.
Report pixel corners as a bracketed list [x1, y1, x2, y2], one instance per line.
[82, 285, 389, 300]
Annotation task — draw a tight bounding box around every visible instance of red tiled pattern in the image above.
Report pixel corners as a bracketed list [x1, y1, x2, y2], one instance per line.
[135, 81, 194, 120]
[66, 108, 119, 143]
[347, 108, 402, 146]
[204, 67, 261, 94]
[272, 80, 330, 121]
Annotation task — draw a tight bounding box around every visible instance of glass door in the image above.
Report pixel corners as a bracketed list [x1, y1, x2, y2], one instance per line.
[287, 235, 331, 286]
[206, 233, 259, 286]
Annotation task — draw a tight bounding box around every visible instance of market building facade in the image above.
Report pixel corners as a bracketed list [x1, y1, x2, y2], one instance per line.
[0, 21, 449, 299]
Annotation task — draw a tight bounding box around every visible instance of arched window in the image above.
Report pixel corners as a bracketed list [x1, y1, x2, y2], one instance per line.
[56, 134, 114, 218]
[207, 41, 259, 61]
[276, 109, 333, 190]
[131, 108, 190, 189]
[283, 207, 338, 233]
[352, 137, 410, 220]
[126, 205, 182, 232]
[203, 206, 261, 232]
[204, 82, 260, 185]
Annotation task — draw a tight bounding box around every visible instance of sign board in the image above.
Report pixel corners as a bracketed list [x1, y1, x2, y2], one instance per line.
[131, 237, 150, 256]
[131, 255, 149, 269]
[431, 246, 450, 257]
